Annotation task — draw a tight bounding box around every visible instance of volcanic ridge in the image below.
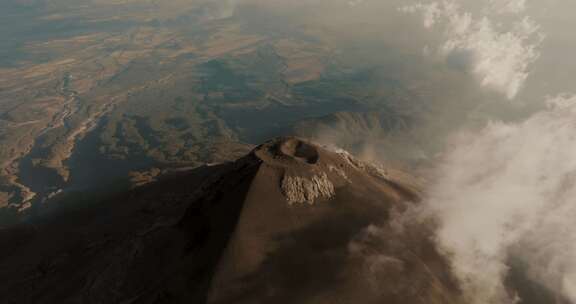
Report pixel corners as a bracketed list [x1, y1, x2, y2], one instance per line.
[0, 137, 460, 304]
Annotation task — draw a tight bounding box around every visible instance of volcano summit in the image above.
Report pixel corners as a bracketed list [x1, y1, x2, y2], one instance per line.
[0, 137, 462, 303]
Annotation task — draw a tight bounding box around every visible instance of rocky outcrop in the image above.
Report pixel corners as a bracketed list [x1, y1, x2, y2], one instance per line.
[281, 173, 335, 205]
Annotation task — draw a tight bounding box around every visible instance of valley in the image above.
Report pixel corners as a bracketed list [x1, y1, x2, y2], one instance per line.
[0, 0, 432, 222]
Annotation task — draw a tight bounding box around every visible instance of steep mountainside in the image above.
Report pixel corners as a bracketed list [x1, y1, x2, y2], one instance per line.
[0, 137, 461, 303]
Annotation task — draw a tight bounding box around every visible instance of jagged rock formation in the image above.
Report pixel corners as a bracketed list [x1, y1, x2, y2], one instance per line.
[0, 137, 462, 304]
[281, 172, 335, 205]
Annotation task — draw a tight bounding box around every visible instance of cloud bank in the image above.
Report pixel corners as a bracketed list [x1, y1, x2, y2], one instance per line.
[422, 94, 576, 303]
[394, 1, 576, 303]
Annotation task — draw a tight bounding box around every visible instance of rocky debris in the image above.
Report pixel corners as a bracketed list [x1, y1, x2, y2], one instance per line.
[281, 172, 335, 205]
[252, 137, 421, 206]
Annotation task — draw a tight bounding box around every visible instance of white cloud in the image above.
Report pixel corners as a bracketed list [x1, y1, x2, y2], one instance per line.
[424, 94, 576, 303]
[347, 0, 365, 7]
[403, 0, 543, 100]
[399, 2, 576, 303]
[490, 0, 526, 14]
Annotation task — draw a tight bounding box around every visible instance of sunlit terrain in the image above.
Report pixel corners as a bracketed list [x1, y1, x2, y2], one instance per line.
[2, 1, 576, 303]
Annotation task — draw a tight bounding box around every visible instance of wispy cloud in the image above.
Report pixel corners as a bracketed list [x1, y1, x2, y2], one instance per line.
[489, 0, 527, 14]
[403, 0, 543, 100]
[200, 0, 238, 20]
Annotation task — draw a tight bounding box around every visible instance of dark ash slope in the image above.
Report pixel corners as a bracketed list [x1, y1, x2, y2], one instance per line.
[0, 137, 461, 304]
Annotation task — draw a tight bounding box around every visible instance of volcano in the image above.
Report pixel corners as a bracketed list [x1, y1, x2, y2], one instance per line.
[0, 137, 461, 304]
